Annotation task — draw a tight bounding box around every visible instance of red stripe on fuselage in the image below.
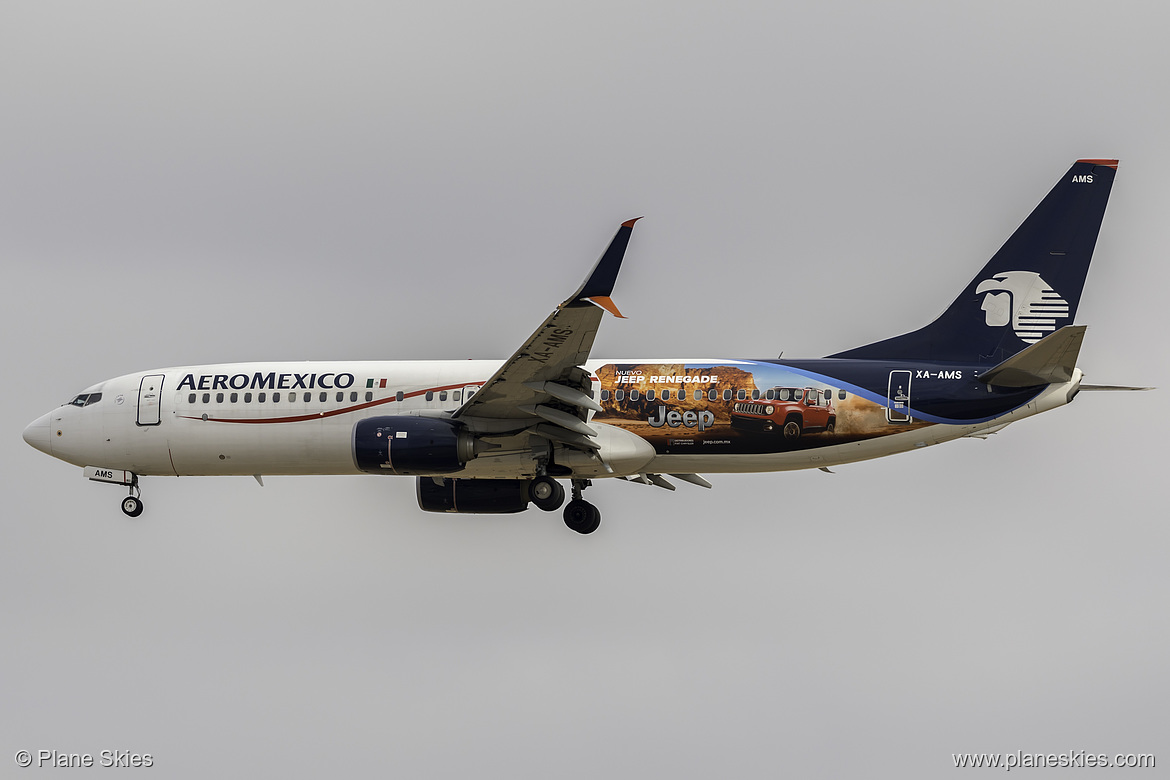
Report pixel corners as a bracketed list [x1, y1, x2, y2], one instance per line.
[177, 382, 478, 424]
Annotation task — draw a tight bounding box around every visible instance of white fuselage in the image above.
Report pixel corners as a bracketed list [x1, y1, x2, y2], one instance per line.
[22, 360, 1080, 481]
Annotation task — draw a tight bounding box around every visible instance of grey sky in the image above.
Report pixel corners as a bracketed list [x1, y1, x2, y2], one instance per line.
[3, 1, 1168, 777]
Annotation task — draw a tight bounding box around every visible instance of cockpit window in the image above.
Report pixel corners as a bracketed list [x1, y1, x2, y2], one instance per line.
[68, 395, 88, 407]
[84, 393, 102, 406]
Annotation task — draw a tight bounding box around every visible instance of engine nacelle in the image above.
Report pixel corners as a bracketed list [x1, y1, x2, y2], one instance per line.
[353, 416, 478, 475]
[416, 477, 530, 514]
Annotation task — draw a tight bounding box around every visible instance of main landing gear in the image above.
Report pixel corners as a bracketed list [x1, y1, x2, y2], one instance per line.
[529, 475, 566, 512]
[528, 476, 601, 534]
[120, 478, 144, 517]
[562, 479, 601, 535]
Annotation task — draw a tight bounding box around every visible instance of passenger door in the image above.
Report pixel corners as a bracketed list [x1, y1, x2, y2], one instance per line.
[136, 374, 165, 426]
[886, 371, 912, 423]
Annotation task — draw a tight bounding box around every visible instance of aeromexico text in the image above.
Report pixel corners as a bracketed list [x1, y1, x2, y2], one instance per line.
[177, 372, 356, 391]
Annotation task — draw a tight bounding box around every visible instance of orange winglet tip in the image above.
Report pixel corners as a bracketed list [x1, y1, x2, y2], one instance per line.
[586, 295, 626, 318]
[621, 217, 643, 228]
[1077, 159, 1119, 169]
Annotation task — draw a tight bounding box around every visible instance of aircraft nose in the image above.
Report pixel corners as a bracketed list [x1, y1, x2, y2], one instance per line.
[22, 412, 52, 456]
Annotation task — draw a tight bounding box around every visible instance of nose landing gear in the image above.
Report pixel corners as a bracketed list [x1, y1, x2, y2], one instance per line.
[83, 467, 144, 517]
[120, 478, 144, 517]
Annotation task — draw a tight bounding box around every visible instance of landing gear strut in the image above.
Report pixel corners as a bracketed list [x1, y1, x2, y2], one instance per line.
[562, 479, 600, 534]
[120, 478, 144, 517]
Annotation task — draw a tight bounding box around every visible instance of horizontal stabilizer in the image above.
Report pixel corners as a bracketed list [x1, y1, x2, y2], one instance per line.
[977, 325, 1085, 387]
[1078, 384, 1154, 391]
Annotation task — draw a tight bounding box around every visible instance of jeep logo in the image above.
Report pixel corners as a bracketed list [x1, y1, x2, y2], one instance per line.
[647, 406, 715, 432]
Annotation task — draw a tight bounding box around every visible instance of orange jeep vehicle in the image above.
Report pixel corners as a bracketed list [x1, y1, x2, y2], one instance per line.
[730, 386, 835, 440]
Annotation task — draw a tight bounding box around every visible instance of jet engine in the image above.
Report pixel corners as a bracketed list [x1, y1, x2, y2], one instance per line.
[416, 477, 530, 514]
[353, 416, 479, 475]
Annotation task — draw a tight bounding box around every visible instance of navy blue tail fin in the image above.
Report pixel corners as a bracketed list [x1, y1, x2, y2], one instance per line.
[828, 159, 1118, 364]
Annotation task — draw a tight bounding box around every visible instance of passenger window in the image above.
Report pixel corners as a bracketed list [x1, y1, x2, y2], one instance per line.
[216, 393, 224, 403]
[630, 389, 640, 401]
[258, 393, 266, 403]
[365, 392, 373, 402]
[273, 392, 281, 402]
[708, 389, 718, 401]
[722, 389, 732, 401]
[350, 392, 357, 402]
[425, 391, 434, 401]
[751, 389, 760, 400]
[615, 390, 625, 401]
[202, 393, 211, 403]
[839, 389, 846, 400]
[439, 391, 447, 401]
[694, 389, 702, 400]
[647, 389, 656, 401]
[189, 393, 197, 404]
[765, 389, 775, 400]
[245, 393, 252, 403]
[291, 393, 298, 403]
[794, 389, 803, 400]
[737, 389, 746, 400]
[396, 391, 404, 402]
[303, 392, 311, 402]
[453, 391, 462, 401]
[230, 393, 238, 403]
[661, 389, 670, 400]
[320, 392, 328, 402]
[600, 389, 610, 401]
[824, 389, 831, 400]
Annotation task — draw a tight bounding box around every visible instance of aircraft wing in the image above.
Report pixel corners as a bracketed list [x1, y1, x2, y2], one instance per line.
[452, 219, 639, 447]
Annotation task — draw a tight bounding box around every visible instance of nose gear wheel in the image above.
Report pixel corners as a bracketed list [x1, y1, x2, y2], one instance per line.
[120, 476, 144, 517]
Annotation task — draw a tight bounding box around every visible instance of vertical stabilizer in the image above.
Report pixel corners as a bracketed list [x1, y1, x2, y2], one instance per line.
[829, 160, 1117, 364]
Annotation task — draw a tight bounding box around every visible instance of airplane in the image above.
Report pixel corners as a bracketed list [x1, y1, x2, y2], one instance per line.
[23, 159, 1145, 534]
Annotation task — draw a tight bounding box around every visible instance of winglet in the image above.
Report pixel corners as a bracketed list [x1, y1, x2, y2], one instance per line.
[585, 295, 625, 318]
[569, 218, 641, 316]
